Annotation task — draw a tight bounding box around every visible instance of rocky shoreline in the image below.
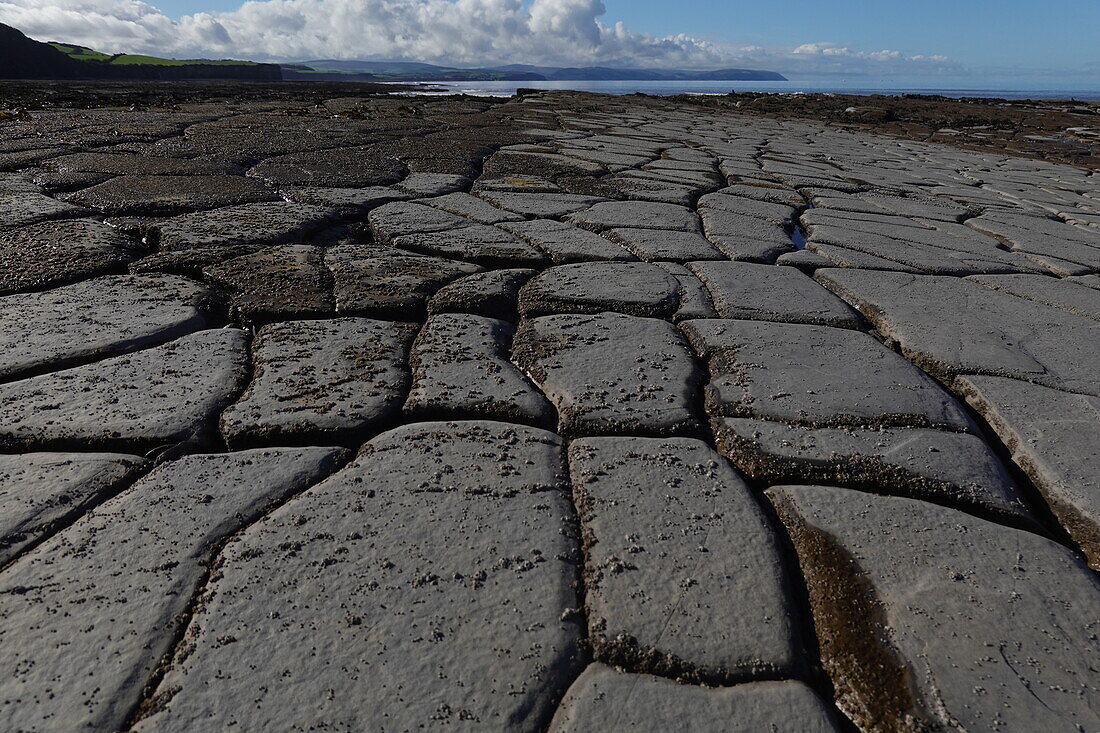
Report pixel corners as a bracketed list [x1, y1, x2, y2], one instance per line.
[0, 87, 1097, 731]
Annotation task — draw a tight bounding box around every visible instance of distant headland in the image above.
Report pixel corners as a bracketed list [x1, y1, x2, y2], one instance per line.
[0, 23, 786, 84]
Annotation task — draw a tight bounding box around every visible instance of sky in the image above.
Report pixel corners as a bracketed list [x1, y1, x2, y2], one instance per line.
[1, 0, 1097, 84]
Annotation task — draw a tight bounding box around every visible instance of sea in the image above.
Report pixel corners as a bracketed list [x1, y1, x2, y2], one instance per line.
[399, 78, 1100, 101]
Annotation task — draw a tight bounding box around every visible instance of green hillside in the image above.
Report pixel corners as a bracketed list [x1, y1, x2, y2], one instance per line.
[49, 43, 259, 67]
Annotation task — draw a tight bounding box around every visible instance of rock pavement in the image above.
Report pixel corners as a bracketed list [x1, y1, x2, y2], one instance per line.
[0, 89, 1097, 731]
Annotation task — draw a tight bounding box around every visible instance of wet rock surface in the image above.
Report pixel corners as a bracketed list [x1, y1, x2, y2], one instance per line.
[1, 88, 1098, 731]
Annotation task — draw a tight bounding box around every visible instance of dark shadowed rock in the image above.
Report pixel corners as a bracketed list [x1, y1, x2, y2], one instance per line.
[154, 202, 336, 250]
[0, 219, 136, 294]
[429, 268, 537, 320]
[204, 244, 333, 322]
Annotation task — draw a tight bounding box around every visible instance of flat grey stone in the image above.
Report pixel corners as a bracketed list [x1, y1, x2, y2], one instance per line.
[61, 175, 277, 215]
[719, 183, 807, 207]
[657, 262, 716, 321]
[569, 437, 799, 682]
[698, 191, 797, 224]
[0, 447, 346, 732]
[566, 201, 700, 232]
[0, 452, 143, 565]
[0, 329, 249, 452]
[682, 319, 976, 431]
[604, 227, 725, 262]
[393, 172, 471, 197]
[128, 244, 263, 278]
[154, 202, 336, 250]
[0, 192, 89, 230]
[816, 269, 1100, 395]
[393, 224, 547, 268]
[550, 665, 839, 733]
[690, 261, 862, 329]
[0, 219, 136, 294]
[283, 185, 408, 211]
[501, 219, 635, 264]
[368, 200, 471, 243]
[0, 274, 216, 381]
[204, 244, 334, 322]
[135, 422, 584, 732]
[957, 375, 1100, 569]
[968, 212, 1100, 271]
[326, 245, 481, 318]
[768, 485, 1100, 732]
[699, 208, 795, 262]
[473, 175, 562, 194]
[222, 318, 416, 448]
[478, 191, 603, 218]
[484, 149, 607, 178]
[43, 151, 238, 176]
[405, 314, 554, 427]
[775, 248, 833, 273]
[428, 268, 537, 320]
[513, 312, 702, 437]
[519, 263, 680, 318]
[967, 273, 1100, 321]
[0, 171, 45, 195]
[248, 145, 407, 187]
[716, 418, 1030, 523]
[424, 192, 524, 224]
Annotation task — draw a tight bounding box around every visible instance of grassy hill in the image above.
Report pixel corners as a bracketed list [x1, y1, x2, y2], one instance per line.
[49, 43, 262, 67]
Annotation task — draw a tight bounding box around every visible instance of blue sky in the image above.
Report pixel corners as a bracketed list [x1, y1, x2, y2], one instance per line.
[2, 0, 1097, 82]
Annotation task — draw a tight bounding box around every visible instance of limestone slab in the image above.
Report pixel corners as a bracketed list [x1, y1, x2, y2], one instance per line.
[604, 227, 725, 262]
[682, 319, 975, 431]
[222, 318, 416, 448]
[135, 422, 584, 732]
[393, 224, 547, 268]
[0, 448, 346, 732]
[0, 192, 88, 230]
[154, 202, 336, 250]
[519, 262, 680, 318]
[0, 219, 136, 294]
[768, 485, 1100, 732]
[690, 261, 862, 329]
[566, 201, 700, 232]
[513, 312, 702, 437]
[716, 418, 1030, 523]
[501, 219, 635, 263]
[569, 437, 799, 682]
[957, 375, 1100, 569]
[0, 452, 143, 565]
[405, 314, 554, 427]
[550, 665, 839, 733]
[0, 329, 249, 452]
[428, 268, 536, 320]
[61, 174, 277, 215]
[0, 274, 216, 381]
[816, 268, 1100, 395]
[204, 244, 333, 322]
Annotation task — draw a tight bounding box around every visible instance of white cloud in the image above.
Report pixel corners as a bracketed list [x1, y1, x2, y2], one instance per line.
[0, 0, 959, 74]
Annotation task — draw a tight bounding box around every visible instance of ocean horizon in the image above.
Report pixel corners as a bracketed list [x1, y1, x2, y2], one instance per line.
[405, 78, 1100, 101]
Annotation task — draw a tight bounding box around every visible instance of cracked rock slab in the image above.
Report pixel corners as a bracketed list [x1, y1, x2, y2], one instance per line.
[0, 329, 249, 453]
[478, 191, 604, 218]
[135, 422, 584, 732]
[957, 375, 1100, 569]
[690, 261, 863, 329]
[60, 174, 277, 216]
[501, 219, 635, 264]
[682, 319, 976, 431]
[715, 418, 1030, 523]
[768, 485, 1100, 732]
[816, 268, 1100, 396]
[326, 245, 482, 318]
[428, 267, 536, 320]
[0, 218, 136, 295]
[204, 244, 334, 323]
[405, 313, 554, 427]
[566, 201, 700, 232]
[519, 262, 680, 319]
[513, 312, 702, 438]
[699, 208, 795, 263]
[154, 202, 336, 250]
[966, 272, 1100, 321]
[549, 665, 839, 733]
[221, 318, 416, 448]
[424, 192, 525, 224]
[392, 224, 547, 268]
[367, 200, 471, 243]
[0, 447, 347, 732]
[569, 437, 799, 682]
[604, 227, 725, 262]
[0, 192, 89, 230]
[0, 452, 144, 566]
[247, 145, 406, 188]
[0, 274, 217, 381]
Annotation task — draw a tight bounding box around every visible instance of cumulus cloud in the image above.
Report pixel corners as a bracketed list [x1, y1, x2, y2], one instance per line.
[0, 0, 959, 74]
